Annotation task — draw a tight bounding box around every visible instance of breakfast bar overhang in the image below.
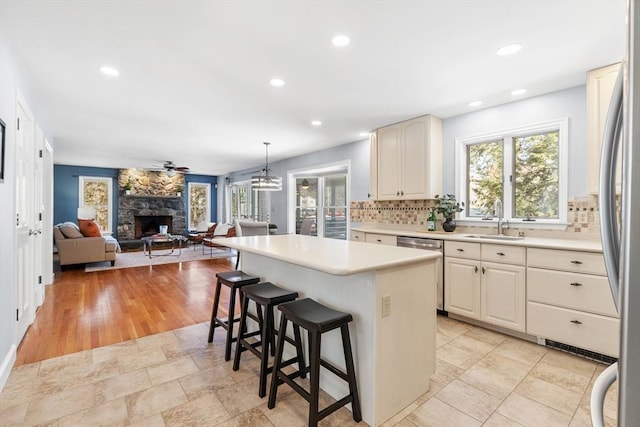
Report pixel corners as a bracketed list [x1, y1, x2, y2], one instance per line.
[221, 234, 440, 426]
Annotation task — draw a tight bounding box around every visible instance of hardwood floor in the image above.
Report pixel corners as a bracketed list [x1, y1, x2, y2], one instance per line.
[15, 257, 236, 366]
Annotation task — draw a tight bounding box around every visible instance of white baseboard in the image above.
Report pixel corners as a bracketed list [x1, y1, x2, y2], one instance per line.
[0, 344, 17, 392]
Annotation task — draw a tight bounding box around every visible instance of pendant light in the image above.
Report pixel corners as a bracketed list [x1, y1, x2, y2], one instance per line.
[301, 179, 310, 189]
[251, 142, 282, 191]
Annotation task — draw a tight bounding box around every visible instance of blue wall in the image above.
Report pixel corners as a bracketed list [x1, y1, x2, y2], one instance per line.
[54, 165, 218, 239]
[184, 173, 218, 227]
[53, 165, 119, 232]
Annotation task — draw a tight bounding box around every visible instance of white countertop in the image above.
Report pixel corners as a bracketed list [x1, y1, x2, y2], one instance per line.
[220, 234, 441, 275]
[352, 226, 603, 253]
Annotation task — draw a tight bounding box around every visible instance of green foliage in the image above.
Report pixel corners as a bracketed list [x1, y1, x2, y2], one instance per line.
[434, 194, 464, 219]
[123, 181, 132, 191]
[468, 140, 503, 216]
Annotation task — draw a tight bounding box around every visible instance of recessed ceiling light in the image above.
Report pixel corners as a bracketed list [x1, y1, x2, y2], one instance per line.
[332, 35, 350, 47]
[511, 88, 527, 96]
[270, 78, 285, 87]
[311, 120, 322, 127]
[469, 101, 483, 107]
[359, 132, 369, 137]
[496, 43, 522, 56]
[100, 66, 119, 77]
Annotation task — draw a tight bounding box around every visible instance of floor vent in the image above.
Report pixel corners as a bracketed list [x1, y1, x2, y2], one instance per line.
[545, 340, 617, 365]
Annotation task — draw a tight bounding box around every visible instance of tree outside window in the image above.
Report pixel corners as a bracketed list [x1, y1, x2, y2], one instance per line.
[79, 176, 112, 232]
[188, 182, 211, 231]
[457, 119, 567, 224]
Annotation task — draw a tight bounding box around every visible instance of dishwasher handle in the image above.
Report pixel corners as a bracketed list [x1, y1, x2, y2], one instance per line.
[397, 236, 443, 250]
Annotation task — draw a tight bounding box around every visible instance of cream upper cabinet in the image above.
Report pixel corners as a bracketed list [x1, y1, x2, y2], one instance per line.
[587, 62, 621, 194]
[374, 115, 442, 200]
[369, 131, 378, 200]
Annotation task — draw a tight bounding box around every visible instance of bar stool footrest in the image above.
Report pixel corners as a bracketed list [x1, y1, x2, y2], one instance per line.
[319, 359, 349, 382]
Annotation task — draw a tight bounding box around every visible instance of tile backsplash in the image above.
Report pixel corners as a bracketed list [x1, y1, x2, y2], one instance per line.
[350, 195, 603, 237]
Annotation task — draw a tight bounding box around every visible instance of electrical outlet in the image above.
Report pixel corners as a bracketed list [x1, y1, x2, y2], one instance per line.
[382, 294, 391, 317]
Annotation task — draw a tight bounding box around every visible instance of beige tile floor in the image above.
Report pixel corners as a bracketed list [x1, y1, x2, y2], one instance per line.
[0, 316, 618, 426]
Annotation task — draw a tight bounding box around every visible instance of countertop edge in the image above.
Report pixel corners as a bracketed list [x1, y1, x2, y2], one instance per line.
[351, 227, 603, 253]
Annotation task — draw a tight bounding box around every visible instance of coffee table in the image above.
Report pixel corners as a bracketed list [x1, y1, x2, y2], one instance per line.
[141, 234, 188, 259]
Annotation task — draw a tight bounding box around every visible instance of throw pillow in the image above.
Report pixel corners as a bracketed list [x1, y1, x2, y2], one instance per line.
[59, 224, 84, 239]
[213, 223, 230, 236]
[78, 219, 102, 237]
[206, 223, 217, 234]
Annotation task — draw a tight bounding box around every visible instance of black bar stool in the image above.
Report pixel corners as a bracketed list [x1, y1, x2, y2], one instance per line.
[267, 298, 362, 427]
[208, 271, 260, 360]
[233, 282, 305, 397]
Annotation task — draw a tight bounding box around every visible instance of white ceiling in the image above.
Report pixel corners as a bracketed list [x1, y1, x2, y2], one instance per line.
[0, 0, 626, 176]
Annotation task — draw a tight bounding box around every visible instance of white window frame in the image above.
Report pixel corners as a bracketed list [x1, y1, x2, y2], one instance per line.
[455, 118, 568, 228]
[78, 176, 113, 233]
[286, 160, 350, 237]
[187, 182, 211, 231]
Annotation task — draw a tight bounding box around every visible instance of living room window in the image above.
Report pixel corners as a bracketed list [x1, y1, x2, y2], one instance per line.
[187, 182, 211, 231]
[228, 180, 270, 222]
[455, 119, 568, 225]
[78, 176, 113, 232]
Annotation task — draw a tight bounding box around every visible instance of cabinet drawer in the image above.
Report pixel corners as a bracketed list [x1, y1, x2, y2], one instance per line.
[365, 233, 397, 246]
[527, 268, 618, 317]
[527, 248, 606, 275]
[351, 231, 365, 242]
[527, 301, 619, 357]
[445, 241, 480, 259]
[481, 244, 525, 265]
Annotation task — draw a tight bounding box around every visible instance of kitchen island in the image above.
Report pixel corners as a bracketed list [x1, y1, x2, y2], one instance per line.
[221, 234, 440, 426]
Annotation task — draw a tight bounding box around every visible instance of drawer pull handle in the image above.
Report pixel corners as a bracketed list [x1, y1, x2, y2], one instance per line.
[457, 248, 464, 252]
[570, 282, 582, 287]
[474, 266, 478, 273]
[570, 260, 583, 265]
[376, 239, 382, 242]
[496, 252, 505, 256]
[481, 267, 486, 274]
[570, 320, 583, 325]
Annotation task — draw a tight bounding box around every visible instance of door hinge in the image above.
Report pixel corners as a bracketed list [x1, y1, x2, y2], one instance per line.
[39, 149, 43, 158]
[16, 117, 20, 130]
[509, 175, 513, 183]
[38, 275, 42, 284]
[16, 213, 20, 226]
[39, 212, 43, 221]
[16, 309, 19, 321]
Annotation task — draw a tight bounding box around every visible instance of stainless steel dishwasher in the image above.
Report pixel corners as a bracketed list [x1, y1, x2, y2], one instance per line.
[397, 236, 445, 314]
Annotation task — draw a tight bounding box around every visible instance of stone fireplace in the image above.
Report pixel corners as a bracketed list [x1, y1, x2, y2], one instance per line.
[118, 196, 186, 240]
[116, 169, 187, 241]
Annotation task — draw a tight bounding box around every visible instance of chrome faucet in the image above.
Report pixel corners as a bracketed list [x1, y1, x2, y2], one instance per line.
[494, 199, 504, 235]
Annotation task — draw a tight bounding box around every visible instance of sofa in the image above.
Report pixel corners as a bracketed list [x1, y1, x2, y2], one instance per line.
[54, 222, 118, 270]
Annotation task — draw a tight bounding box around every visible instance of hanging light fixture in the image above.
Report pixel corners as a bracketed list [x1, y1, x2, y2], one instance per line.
[251, 142, 282, 191]
[301, 179, 309, 189]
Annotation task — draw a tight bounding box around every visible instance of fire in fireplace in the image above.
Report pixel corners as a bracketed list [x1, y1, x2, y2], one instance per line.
[134, 215, 173, 238]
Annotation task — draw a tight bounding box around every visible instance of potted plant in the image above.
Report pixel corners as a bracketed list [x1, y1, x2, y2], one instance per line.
[435, 194, 464, 232]
[123, 181, 132, 195]
[175, 185, 183, 197]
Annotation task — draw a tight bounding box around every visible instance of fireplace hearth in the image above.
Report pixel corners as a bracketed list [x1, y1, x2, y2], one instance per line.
[135, 215, 172, 238]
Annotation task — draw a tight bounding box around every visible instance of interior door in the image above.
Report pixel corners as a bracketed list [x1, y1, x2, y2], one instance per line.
[15, 95, 36, 340]
[34, 125, 44, 305]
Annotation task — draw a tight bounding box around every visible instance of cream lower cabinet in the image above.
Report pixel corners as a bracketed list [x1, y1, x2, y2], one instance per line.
[526, 248, 619, 357]
[445, 242, 526, 332]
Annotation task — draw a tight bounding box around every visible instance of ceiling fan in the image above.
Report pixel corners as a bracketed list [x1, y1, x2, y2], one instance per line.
[151, 161, 190, 176]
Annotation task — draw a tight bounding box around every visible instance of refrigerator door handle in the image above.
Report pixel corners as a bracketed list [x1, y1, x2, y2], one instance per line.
[590, 362, 618, 427]
[598, 67, 623, 310]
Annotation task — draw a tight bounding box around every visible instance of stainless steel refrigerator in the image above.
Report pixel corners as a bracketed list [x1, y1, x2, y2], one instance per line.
[592, 1, 640, 425]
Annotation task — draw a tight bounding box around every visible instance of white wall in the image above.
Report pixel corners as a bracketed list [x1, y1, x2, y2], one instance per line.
[442, 85, 587, 196]
[218, 138, 371, 230]
[0, 20, 52, 390]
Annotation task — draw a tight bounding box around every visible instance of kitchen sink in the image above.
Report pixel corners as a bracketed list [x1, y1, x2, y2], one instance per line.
[464, 234, 524, 241]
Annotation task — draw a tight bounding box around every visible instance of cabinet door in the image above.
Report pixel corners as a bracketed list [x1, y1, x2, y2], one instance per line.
[369, 131, 378, 200]
[481, 261, 526, 332]
[351, 230, 365, 242]
[377, 124, 402, 200]
[401, 117, 428, 199]
[445, 257, 481, 319]
[587, 62, 621, 194]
